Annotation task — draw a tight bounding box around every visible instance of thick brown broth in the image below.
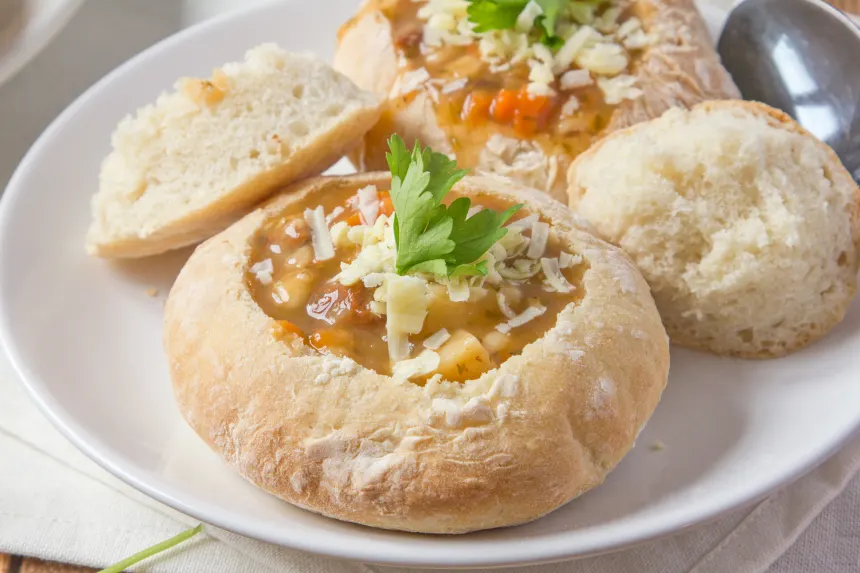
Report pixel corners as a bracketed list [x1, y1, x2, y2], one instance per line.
[246, 184, 585, 381]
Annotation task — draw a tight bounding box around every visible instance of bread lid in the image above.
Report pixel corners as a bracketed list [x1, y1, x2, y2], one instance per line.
[85, 43, 383, 259]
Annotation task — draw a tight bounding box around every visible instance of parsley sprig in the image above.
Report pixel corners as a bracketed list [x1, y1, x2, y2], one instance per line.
[385, 135, 522, 278]
[467, 0, 602, 49]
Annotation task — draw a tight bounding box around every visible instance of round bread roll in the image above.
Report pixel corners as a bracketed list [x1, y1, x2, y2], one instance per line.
[165, 173, 670, 533]
[567, 100, 860, 358]
[334, 0, 739, 203]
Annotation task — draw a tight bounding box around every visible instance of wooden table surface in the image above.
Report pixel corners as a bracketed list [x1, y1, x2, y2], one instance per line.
[3, 0, 858, 571]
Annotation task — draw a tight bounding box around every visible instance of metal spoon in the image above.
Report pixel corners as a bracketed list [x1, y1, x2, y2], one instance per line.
[717, 0, 860, 182]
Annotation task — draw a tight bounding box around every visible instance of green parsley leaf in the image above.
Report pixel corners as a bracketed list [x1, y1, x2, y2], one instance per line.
[534, 0, 567, 47]
[385, 136, 523, 278]
[567, 0, 599, 24]
[466, 0, 573, 48]
[445, 197, 521, 267]
[450, 260, 490, 278]
[409, 259, 450, 276]
[466, 0, 529, 32]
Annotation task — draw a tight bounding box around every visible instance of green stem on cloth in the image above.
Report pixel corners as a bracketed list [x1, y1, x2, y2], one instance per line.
[97, 524, 203, 573]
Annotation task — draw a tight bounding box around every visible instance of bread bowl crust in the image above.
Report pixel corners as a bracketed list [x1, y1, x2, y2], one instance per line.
[566, 100, 860, 358]
[165, 173, 670, 533]
[334, 0, 740, 202]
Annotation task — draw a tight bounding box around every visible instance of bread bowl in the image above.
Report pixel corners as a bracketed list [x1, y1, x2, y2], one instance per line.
[86, 43, 382, 259]
[567, 100, 860, 358]
[334, 0, 739, 202]
[165, 139, 670, 533]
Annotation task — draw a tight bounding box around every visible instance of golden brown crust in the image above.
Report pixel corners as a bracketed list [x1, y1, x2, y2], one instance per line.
[566, 100, 860, 359]
[334, 0, 739, 201]
[165, 173, 670, 533]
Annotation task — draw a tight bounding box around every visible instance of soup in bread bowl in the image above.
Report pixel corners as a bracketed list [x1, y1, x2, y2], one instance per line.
[164, 138, 670, 533]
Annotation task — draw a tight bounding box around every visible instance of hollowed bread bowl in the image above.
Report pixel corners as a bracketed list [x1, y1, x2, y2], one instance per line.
[164, 172, 670, 533]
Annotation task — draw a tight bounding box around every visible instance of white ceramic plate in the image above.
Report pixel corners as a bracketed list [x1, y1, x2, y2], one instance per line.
[1, 0, 858, 568]
[0, 0, 83, 87]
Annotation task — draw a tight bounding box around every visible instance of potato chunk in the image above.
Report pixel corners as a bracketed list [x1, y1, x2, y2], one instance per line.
[434, 329, 495, 382]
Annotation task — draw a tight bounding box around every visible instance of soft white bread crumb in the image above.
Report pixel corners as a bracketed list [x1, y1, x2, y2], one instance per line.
[86, 43, 382, 258]
[568, 101, 860, 358]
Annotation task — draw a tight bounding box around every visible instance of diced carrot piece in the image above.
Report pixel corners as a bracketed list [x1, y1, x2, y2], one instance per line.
[309, 328, 355, 354]
[513, 111, 538, 137]
[378, 194, 394, 217]
[461, 91, 493, 125]
[345, 212, 362, 226]
[491, 89, 518, 123]
[273, 320, 304, 340]
[513, 88, 554, 137]
[517, 91, 553, 118]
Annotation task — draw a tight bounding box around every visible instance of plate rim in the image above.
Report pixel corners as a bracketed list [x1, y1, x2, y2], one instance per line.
[1, 0, 860, 567]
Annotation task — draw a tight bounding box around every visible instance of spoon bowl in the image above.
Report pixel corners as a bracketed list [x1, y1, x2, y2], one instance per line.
[718, 0, 860, 181]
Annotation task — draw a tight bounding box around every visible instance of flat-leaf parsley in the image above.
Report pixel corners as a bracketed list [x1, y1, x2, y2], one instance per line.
[385, 135, 522, 277]
[466, 0, 585, 48]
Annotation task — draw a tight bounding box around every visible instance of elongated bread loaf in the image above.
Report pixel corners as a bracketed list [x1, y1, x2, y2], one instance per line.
[86, 43, 382, 258]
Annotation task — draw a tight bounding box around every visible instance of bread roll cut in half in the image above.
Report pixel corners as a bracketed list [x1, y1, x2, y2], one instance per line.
[165, 142, 670, 533]
[568, 101, 860, 358]
[334, 0, 739, 202]
[86, 43, 382, 258]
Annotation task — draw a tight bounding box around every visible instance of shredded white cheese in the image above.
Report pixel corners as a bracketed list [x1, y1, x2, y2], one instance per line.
[325, 206, 345, 225]
[576, 43, 628, 76]
[272, 282, 290, 304]
[560, 69, 592, 90]
[541, 257, 575, 292]
[496, 303, 547, 333]
[441, 78, 469, 94]
[507, 213, 538, 230]
[357, 185, 379, 226]
[561, 96, 580, 116]
[499, 258, 541, 281]
[250, 258, 273, 285]
[527, 221, 549, 259]
[423, 328, 451, 350]
[616, 17, 641, 40]
[559, 251, 583, 268]
[415, 0, 640, 97]
[446, 278, 471, 302]
[362, 272, 386, 288]
[329, 221, 350, 248]
[336, 216, 397, 285]
[304, 206, 335, 261]
[553, 26, 599, 72]
[516, 0, 543, 32]
[392, 67, 431, 97]
[284, 222, 301, 239]
[269, 244, 281, 254]
[496, 291, 517, 319]
[597, 74, 642, 104]
[393, 350, 440, 380]
[385, 275, 429, 362]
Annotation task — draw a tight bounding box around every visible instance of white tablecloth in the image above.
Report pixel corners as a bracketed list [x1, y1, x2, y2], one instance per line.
[1, 1, 859, 571]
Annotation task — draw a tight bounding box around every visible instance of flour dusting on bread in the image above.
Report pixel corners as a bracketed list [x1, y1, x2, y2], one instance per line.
[569, 101, 860, 358]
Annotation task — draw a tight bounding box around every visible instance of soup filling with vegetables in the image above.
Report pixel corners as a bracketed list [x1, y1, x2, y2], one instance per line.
[343, 0, 649, 166]
[246, 136, 586, 382]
